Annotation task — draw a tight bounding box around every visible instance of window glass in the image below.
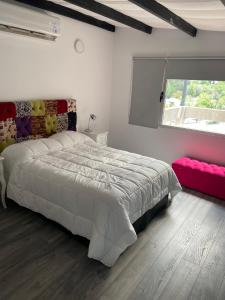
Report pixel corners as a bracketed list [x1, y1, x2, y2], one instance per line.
[162, 79, 225, 134]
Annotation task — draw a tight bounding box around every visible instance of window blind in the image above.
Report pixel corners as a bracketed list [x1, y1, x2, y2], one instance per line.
[129, 58, 166, 128]
[166, 59, 225, 81]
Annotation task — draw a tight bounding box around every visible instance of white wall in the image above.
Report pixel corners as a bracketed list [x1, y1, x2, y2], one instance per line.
[0, 14, 114, 131]
[1, 13, 225, 165]
[109, 28, 225, 165]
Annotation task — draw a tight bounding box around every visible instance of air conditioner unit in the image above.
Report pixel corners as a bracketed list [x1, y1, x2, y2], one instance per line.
[0, 1, 61, 41]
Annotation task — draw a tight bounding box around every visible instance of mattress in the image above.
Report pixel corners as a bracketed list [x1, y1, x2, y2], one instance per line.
[2, 131, 181, 266]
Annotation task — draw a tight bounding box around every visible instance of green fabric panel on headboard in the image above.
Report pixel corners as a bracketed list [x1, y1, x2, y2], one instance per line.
[0, 99, 77, 152]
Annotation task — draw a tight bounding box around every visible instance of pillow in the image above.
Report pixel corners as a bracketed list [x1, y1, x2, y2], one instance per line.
[50, 131, 95, 147]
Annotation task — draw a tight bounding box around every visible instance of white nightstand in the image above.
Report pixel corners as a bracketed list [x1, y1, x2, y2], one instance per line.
[0, 156, 6, 209]
[82, 131, 108, 146]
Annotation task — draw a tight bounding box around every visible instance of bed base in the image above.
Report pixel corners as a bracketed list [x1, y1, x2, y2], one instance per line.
[133, 195, 170, 234]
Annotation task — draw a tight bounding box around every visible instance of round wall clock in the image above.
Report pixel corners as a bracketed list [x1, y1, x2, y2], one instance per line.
[74, 39, 85, 54]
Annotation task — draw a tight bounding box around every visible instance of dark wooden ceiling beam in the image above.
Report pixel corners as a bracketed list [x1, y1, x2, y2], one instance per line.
[129, 0, 197, 37]
[14, 0, 115, 32]
[62, 0, 152, 34]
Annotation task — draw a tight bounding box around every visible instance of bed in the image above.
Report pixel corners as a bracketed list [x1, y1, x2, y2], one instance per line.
[0, 99, 181, 266]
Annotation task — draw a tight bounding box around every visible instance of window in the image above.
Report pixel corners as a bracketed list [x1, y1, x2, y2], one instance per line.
[162, 79, 225, 134]
[130, 58, 225, 133]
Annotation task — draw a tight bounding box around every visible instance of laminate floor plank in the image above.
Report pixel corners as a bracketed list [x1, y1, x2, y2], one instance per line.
[127, 197, 211, 300]
[188, 216, 225, 300]
[3, 240, 88, 300]
[89, 192, 202, 300]
[183, 202, 225, 267]
[218, 276, 225, 300]
[157, 259, 200, 300]
[1, 191, 225, 300]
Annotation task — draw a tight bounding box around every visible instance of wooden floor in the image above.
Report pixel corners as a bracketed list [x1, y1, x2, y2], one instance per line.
[1, 189, 225, 300]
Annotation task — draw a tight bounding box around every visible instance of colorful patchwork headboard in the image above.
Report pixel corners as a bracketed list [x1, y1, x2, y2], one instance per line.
[0, 99, 77, 152]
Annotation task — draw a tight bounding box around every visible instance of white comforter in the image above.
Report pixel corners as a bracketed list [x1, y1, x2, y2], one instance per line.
[2, 131, 181, 266]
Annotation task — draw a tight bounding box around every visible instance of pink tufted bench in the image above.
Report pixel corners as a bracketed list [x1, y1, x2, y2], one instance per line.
[172, 157, 225, 200]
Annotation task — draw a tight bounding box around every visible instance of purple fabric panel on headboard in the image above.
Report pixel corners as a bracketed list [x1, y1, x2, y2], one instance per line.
[15, 117, 32, 138]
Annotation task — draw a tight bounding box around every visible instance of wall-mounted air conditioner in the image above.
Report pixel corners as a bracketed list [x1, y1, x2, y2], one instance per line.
[0, 1, 61, 41]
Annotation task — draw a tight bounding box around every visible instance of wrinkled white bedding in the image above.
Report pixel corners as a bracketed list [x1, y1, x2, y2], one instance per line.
[2, 131, 181, 266]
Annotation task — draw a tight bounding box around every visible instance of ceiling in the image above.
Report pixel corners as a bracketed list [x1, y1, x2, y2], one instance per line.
[51, 0, 225, 32]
